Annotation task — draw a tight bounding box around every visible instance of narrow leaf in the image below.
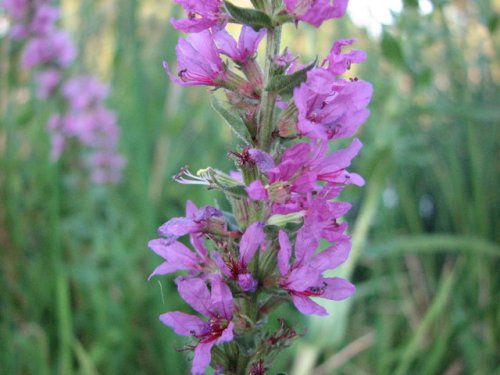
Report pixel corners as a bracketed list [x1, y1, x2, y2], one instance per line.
[211, 97, 252, 145]
[224, 1, 273, 31]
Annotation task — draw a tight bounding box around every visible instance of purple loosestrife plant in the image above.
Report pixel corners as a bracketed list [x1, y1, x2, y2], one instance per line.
[150, 1, 372, 373]
[3, 0, 126, 185]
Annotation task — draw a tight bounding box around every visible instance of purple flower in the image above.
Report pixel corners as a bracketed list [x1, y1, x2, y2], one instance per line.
[160, 276, 235, 375]
[273, 48, 297, 69]
[247, 139, 364, 216]
[322, 39, 367, 75]
[171, 0, 227, 33]
[302, 188, 352, 243]
[21, 31, 76, 69]
[283, 0, 349, 27]
[164, 30, 226, 87]
[157, 200, 224, 245]
[277, 229, 355, 315]
[214, 26, 266, 64]
[294, 68, 373, 140]
[214, 221, 265, 292]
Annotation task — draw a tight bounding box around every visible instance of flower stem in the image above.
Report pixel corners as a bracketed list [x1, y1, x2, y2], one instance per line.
[257, 2, 282, 152]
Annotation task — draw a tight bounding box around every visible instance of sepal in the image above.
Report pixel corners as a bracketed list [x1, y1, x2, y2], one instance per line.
[266, 211, 305, 227]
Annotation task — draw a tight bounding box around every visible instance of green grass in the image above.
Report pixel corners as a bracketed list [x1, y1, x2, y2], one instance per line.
[1, 1, 499, 374]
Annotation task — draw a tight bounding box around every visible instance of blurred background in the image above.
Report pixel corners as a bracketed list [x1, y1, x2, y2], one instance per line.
[0, 0, 499, 374]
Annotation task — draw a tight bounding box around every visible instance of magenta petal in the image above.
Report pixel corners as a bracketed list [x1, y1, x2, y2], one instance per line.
[148, 239, 197, 263]
[171, 17, 216, 33]
[321, 277, 356, 300]
[311, 239, 351, 272]
[192, 341, 216, 375]
[239, 26, 266, 57]
[159, 311, 207, 336]
[186, 200, 198, 218]
[210, 276, 234, 319]
[176, 277, 212, 316]
[346, 172, 365, 186]
[246, 180, 268, 201]
[294, 223, 320, 265]
[212, 252, 232, 278]
[163, 60, 185, 86]
[320, 138, 362, 173]
[158, 217, 199, 239]
[215, 321, 234, 344]
[248, 148, 275, 172]
[191, 234, 208, 258]
[214, 29, 239, 58]
[239, 221, 265, 267]
[287, 266, 321, 292]
[278, 230, 292, 275]
[148, 262, 187, 280]
[292, 295, 328, 316]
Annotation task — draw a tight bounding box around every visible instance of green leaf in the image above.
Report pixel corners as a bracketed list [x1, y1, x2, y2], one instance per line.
[211, 97, 252, 145]
[403, 0, 419, 8]
[488, 15, 499, 33]
[266, 60, 316, 95]
[381, 31, 406, 68]
[224, 1, 273, 31]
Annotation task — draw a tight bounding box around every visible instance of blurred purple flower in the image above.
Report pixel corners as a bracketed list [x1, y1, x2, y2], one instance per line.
[21, 31, 76, 69]
[88, 151, 126, 185]
[36, 69, 61, 99]
[30, 4, 59, 35]
[2, 0, 29, 20]
[62, 76, 109, 110]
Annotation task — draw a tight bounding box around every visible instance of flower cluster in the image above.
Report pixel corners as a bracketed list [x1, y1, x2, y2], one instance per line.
[150, 1, 372, 374]
[3, 0, 125, 184]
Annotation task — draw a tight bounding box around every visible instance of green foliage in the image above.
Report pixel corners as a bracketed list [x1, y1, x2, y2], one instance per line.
[266, 60, 316, 96]
[211, 96, 253, 145]
[1, 1, 499, 375]
[224, 1, 273, 31]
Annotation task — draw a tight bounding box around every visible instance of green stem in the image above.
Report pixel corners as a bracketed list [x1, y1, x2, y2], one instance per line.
[48, 164, 73, 375]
